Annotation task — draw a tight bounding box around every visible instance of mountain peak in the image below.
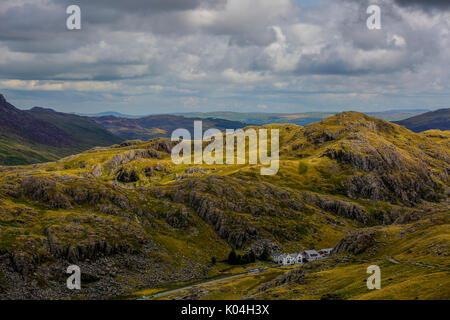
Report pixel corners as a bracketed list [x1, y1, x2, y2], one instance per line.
[0, 94, 6, 104]
[311, 110, 390, 129]
[30, 106, 56, 113]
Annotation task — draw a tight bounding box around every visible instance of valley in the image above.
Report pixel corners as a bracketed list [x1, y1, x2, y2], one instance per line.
[0, 111, 448, 299]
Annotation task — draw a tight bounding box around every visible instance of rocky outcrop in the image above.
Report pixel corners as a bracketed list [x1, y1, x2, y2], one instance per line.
[322, 134, 445, 205]
[188, 190, 258, 249]
[344, 172, 441, 204]
[19, 176, 72, 209]
[323, 136, 417, 173]
[185, 167, 210, 174]
[91, 164, 103, 178]
[303, 192, 370, 224]
[258, 268, 306, 292]
[165, 206, 193, 229]
[116, 168, 139, 183]
[143, 164, 166, 177]
[106, 149, 162, 170]
[166, 175, 310, 249]
[245, 239, 282, 256]
[6, 175, 134, 213]
[332, 230, 378, 255]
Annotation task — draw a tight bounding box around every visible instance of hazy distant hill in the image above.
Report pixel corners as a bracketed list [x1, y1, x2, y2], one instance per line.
[0, 94, 246, 165]
[27, 107, 123, 150]
[76, 111, 141, 118]
[0, 95, 122, 165]
[177, 109, 429, 126]
[394, 108, 450, 132]
[93, 114, 244, 140]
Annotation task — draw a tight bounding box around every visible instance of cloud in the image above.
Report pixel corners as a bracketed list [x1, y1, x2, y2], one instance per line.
[222, 69, 266, 83]
[393, 0, 450, 11]
[0, 79, 120, 92]
[0, 0, 449, 114]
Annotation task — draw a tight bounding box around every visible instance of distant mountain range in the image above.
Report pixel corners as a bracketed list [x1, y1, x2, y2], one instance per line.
[75, 111, 141, 118]
[394, 108, 450, 132]
[0, 95, 243, 165]
[1, 93, 447, 165]
[92, 114, 244, 141]
[175, 109, 431, 126]
[79, 109, 431, 124]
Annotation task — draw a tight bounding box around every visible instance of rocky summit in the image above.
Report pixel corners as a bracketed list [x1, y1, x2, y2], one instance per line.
[0, 112, 448, 299]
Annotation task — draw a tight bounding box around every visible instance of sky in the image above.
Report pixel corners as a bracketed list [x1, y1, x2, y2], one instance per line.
[0, 0, 449, 115]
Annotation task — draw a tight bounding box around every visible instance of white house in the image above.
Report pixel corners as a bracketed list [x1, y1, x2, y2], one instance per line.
[273, 253, 303, 266]
[302, 250, 322, 262]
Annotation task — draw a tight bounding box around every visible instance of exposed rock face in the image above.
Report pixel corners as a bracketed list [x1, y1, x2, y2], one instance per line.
[185, 167, 209, 174]
[19, 176, 72, 209]
[173, 175, 311, 248]
[246, 239, 282, 256]
[143, 164, 166, 177]
[332, 230, 378, 255]
[91, 164, 103, 178]
[154, 140, 175, 153]
[7, 175, 133, 212]
[321, 132, 446, 205]
[303, 193, 370, 225]
[258, 268, 306, 292]
[344, 172, 441, 204]
[119, 140, 142, 147]
[291, 112, 449, 206]
[106, 149, 162, 170]
[324, 136, 414, 173]
[165, 206, 193, 229]
[45, 225, 146, 264]
[116, 168, 139, 183]
[187, 189, 258, 249]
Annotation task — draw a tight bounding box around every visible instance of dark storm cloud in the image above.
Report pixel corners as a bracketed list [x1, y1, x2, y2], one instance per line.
[64, 0, 226, 14]
[57, 0, 226, 26]
[393, 0, 450, 10]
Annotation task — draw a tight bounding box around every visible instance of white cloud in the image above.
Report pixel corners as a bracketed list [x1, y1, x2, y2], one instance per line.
[0, 80, 120, 92]
[222, 69, 266, 83]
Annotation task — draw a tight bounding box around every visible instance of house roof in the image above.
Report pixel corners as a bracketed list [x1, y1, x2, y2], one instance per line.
[304, 250, 320, 255]
[274, 253, 302, 259]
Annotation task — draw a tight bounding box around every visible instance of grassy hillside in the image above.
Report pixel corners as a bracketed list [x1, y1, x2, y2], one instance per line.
[0, 95, 123, 166]
[394, 108, 450, 132]
[0, 112, 448, 299]
[93, 114, 244, 141]
[27, 107, 123, 150]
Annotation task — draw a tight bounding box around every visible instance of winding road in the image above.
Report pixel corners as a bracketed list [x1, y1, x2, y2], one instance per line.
[138, 267, 274, 300]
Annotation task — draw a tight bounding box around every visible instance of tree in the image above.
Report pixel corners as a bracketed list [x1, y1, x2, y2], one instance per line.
[259, 248, 270, 261]
[249, 250, 256, 263]
[228, 249, 237, 265]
